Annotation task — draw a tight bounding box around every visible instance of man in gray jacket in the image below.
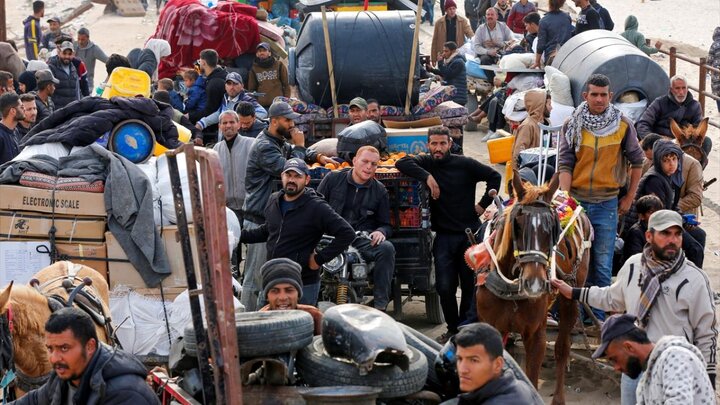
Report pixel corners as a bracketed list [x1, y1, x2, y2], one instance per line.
[552, 210, 717, 404]
[74, 28, 108, 91]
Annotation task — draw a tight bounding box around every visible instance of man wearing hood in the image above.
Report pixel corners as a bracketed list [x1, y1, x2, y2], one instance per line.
[511, 89, 551, 169]
[621, 15, 662, 56]
[552, 210, 717, 403]
[127, 39, 170, 82]
[74, 28, 108, 90]
[636, 139, 685, 211]
[427, 41, 467, 106]
[636, 75, 710, 156]
[240, 158, 355, 307]
[590, 314, 715, 405]
[247, 42, 290, 109]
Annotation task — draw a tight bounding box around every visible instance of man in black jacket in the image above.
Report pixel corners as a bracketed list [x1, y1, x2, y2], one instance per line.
[241, 158, 355, 306]
[190, 49, 227, 145]
[396, 126, 501, 343]
[12, 308, 159, 405]
[317, 146, 395, 310]
[47, 41, 83, 109]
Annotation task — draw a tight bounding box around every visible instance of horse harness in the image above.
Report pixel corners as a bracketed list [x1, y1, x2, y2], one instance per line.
[679, 141, 708, 169]
[478, 200, 591, 301]
[1, 263, 116, 396]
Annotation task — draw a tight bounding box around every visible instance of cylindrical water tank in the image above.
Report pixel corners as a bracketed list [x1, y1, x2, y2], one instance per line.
[552, 30, 669, 106]
[291, 11, 420, 108]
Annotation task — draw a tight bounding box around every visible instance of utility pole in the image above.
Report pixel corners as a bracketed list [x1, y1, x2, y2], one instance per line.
[0, 0, 6, 42]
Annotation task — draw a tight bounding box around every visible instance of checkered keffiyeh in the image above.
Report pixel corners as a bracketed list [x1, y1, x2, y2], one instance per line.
[564, 101, 623, 151]
[636, 245, 685, 328]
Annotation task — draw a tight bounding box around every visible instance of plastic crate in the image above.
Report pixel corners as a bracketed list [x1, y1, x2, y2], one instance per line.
[390, 206, 421, 228]
[309, 167, 331, 180]
[487, 134, 515, 164]
[390, 229, 434, 291]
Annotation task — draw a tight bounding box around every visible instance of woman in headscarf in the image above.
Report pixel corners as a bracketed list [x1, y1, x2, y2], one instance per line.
[635, 139, 684, 210]
[127, 38, 171, 81]
[707, 27, 720, 110]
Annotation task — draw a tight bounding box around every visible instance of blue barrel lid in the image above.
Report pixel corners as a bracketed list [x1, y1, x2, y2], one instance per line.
[109, 120, 155, 164]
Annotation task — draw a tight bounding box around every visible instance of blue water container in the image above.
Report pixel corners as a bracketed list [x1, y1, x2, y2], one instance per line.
[108, 119, 155, 163]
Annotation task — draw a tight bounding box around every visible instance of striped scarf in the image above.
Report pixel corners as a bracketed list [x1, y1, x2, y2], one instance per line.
[636, 244, 685, 328]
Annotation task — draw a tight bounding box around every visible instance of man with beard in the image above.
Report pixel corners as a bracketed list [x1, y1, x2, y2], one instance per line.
[0, 93, 24, 164]
[240, 101, 324, 310]
[241, 158, 355, 306]
[397, 126, 501, 343]
[636, 75, 711, 157]
[552, 210, 717, 404]
[366, 99, 381, 124]
[348, 97, 369, 125]
[511, 90, 551, 169]
[258, 258, 323, 335]
[47, 41, 83, 109]
[592, 314, 715, 405]
[16, 94, 38, 142]
[196, 72, 266, 144]
[236, 101, 267, 138]
[34, 69, 58, 122]
[12, 308, 159, 405]
[247, 42, 290, 109]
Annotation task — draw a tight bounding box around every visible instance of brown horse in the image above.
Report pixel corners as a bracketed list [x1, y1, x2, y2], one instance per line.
[670, 117, 709, 169]
[475, 171, 592, 405]
[0, 261, 111, 398]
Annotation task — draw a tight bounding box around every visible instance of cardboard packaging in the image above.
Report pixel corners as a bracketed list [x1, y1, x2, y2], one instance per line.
[0, 210, 106, 243]
[55, 243, 108, 282]
[106, 225, 201, 289]
[0, 185, 107, 217]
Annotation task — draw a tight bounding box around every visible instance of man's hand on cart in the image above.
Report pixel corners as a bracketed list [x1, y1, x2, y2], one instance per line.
[426, 175, 440, 199]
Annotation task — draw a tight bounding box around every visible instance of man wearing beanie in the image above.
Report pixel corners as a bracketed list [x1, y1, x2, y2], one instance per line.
[258, 258, 323, 335]
[431, 0, 474, 65]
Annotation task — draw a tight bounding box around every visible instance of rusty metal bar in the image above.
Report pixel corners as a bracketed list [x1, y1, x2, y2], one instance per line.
[669, 47, 677, 78]
[0, 0, 5, 42]
[699, 57, 708, 112]
[166, 150, 214, 404]
[181, 144, 242, 404]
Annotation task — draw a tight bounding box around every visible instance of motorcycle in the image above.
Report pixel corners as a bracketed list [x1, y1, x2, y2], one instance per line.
[317, 232, 373, 305]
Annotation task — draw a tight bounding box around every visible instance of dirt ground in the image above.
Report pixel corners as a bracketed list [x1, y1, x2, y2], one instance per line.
[6, 0, 720, 404]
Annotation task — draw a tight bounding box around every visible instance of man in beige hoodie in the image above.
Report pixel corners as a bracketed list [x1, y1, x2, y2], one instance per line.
[511, 89, 551, 169]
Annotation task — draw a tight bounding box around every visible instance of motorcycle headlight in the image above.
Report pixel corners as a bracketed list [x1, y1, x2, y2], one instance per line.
[352, 263, 367, 280]
[323, 255, 345, 274]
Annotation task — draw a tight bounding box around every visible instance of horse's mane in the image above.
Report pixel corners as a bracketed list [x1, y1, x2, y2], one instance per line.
[7, 285, 49, 337]
[495, 182, 550, 265]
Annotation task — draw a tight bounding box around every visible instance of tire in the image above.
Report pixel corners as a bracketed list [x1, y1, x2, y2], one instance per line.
[297, 336, 428, 399]
[317, 301, 336, 314]
[184, 310, 314, 358]
[399, 324, 442, 389]
[465, 93, 478, 132]
[425, 292, 444, 325]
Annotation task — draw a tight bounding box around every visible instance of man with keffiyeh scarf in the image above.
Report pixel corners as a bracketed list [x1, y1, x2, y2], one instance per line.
[558, 73, 645, 322]
[552, 209, 717, 404]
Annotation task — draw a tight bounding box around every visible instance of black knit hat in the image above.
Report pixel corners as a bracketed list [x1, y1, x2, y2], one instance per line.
[260, 258, 303, 300]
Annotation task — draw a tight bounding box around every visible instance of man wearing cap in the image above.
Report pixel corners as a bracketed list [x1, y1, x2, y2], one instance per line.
[247, 42, 290, 109]
[74, 28, 108, 91]
[552, 209, 717, 403]
[195, 71, 267, 144]
[592, 314, 715, 404]
[258, 258, 323, 335]
[34, 69, 58, 122]
[431, 0, 474, 65]
[348, 97, 369, 125]
[241, 101, 327, 311]
[241, 158, 355, 307]
[41, 16, 65, 52]
[23, 1, 44, 60]
[47, 40, 83, 109]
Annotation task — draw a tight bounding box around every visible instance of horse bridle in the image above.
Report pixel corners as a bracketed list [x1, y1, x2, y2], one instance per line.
[506, 200, 562, 277]
[679, 142, 708, 169]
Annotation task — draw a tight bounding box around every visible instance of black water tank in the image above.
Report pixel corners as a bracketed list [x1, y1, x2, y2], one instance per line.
[290, 11, 420, 108]
[552, 30, 669, 106]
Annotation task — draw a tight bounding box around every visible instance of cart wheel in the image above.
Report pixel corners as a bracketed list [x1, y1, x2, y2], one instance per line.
[425, 292, 444, 325]
[465, 93, 479, 132]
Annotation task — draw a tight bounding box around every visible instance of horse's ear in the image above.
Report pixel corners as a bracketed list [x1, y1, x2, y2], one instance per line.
[543, 173, 560, 203]
[0, 281, 13, 313]
[696, 117, 709, 142]
[511, 168, 525, 200]
[669, 119, 683, 141]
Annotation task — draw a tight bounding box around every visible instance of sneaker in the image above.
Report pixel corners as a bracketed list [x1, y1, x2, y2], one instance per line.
[481, 130, 496, 142]
[487, 131, 504, 141]
[546, 316, 559, 327]
[436, 331, 455, 344]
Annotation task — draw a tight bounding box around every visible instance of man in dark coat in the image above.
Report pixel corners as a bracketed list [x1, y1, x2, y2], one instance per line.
[190, 49, 227, 144]
[636, 75, 710, 155]
[11, 308, 159, 405]
[427, 41, 467, 106]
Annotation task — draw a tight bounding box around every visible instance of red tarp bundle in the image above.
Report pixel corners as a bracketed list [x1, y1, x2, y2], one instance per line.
[152, 0, 260, 79]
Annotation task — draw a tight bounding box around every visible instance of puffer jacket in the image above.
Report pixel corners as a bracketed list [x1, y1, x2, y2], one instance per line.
[242, 129, 313, 222]
[636, 91, 703, 139]
[47, 55, 81, 109]
[436, 52, 467, 105]
[13, 344, 159, 405]
[637, 336, 715, 405]
[512, 89, 546, 168]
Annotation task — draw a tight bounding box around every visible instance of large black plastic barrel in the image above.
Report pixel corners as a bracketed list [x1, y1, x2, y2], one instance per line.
[552, 30, 669, 106]
[290, 11, 420, 108]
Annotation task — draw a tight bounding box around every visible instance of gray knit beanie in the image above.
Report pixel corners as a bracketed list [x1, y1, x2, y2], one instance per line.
[260, 258, 303, 300]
